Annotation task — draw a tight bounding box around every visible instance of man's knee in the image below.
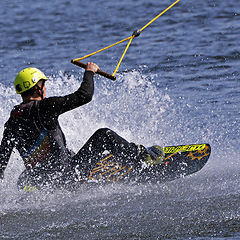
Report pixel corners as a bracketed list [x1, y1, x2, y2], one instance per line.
[94, 128, 112, 136]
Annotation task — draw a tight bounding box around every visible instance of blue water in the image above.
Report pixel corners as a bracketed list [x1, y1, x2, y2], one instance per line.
[0, 0, 239, 239]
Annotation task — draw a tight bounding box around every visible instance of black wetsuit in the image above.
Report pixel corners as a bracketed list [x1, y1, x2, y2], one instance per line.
[0, 71, 145, 188]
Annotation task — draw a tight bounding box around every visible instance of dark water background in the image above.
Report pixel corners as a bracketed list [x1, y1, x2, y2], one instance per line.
[0, 0, 239, 239]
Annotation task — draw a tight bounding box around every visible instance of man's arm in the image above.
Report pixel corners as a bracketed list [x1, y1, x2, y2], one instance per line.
[0, 125, 15, 179]
[39, 63, 99, 124]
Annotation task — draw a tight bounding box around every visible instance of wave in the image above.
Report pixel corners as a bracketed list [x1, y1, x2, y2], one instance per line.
[0, 69, 239, 214]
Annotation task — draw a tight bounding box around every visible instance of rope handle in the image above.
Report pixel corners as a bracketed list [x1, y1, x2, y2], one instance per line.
[71, 60, 116, 81]
[71, 0, 181, 80]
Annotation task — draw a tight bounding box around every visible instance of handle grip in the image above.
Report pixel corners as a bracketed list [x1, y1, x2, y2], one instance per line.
[71, 60, 116, 81]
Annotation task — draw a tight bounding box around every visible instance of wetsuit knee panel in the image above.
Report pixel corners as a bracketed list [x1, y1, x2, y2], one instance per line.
[94, 128, 112, 137]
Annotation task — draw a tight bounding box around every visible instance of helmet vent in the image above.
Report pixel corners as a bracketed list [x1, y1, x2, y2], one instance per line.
[16, 84, 22, 92]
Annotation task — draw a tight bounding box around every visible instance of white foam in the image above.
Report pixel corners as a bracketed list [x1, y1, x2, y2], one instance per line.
[0, 69, 239, 213]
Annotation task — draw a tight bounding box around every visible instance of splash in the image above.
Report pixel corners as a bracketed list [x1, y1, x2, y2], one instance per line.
[45, 69, 175, 150]
[0, 69, 173, 211]
[0, 69, 239, 214]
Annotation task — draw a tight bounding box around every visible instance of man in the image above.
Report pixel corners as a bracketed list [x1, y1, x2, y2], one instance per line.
[0, 63, 163, 189]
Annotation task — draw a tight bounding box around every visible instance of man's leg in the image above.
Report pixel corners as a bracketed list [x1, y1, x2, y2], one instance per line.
[72, 128, 144, 170]
[71, 128, 164, 179]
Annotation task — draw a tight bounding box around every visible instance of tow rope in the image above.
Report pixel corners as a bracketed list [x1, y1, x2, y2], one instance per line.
[71, 0, 180, 80]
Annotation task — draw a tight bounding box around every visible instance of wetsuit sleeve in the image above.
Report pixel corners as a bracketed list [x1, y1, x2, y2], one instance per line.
[0, 125, 15, 177]
[39, 70, 94, 125]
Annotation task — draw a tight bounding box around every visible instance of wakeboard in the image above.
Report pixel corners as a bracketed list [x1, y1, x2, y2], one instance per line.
[88, 143, 211, 183]
[21, 143, 211, 192]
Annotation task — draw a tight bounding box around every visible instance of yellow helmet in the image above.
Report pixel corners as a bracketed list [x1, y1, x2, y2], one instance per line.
[14, 67, 48, 94]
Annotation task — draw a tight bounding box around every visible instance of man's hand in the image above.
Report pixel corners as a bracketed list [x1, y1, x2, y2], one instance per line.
[86, 62, 100, 73]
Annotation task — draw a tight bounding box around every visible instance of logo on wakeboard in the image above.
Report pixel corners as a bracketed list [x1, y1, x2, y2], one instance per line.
[163, 144, 206, 154]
